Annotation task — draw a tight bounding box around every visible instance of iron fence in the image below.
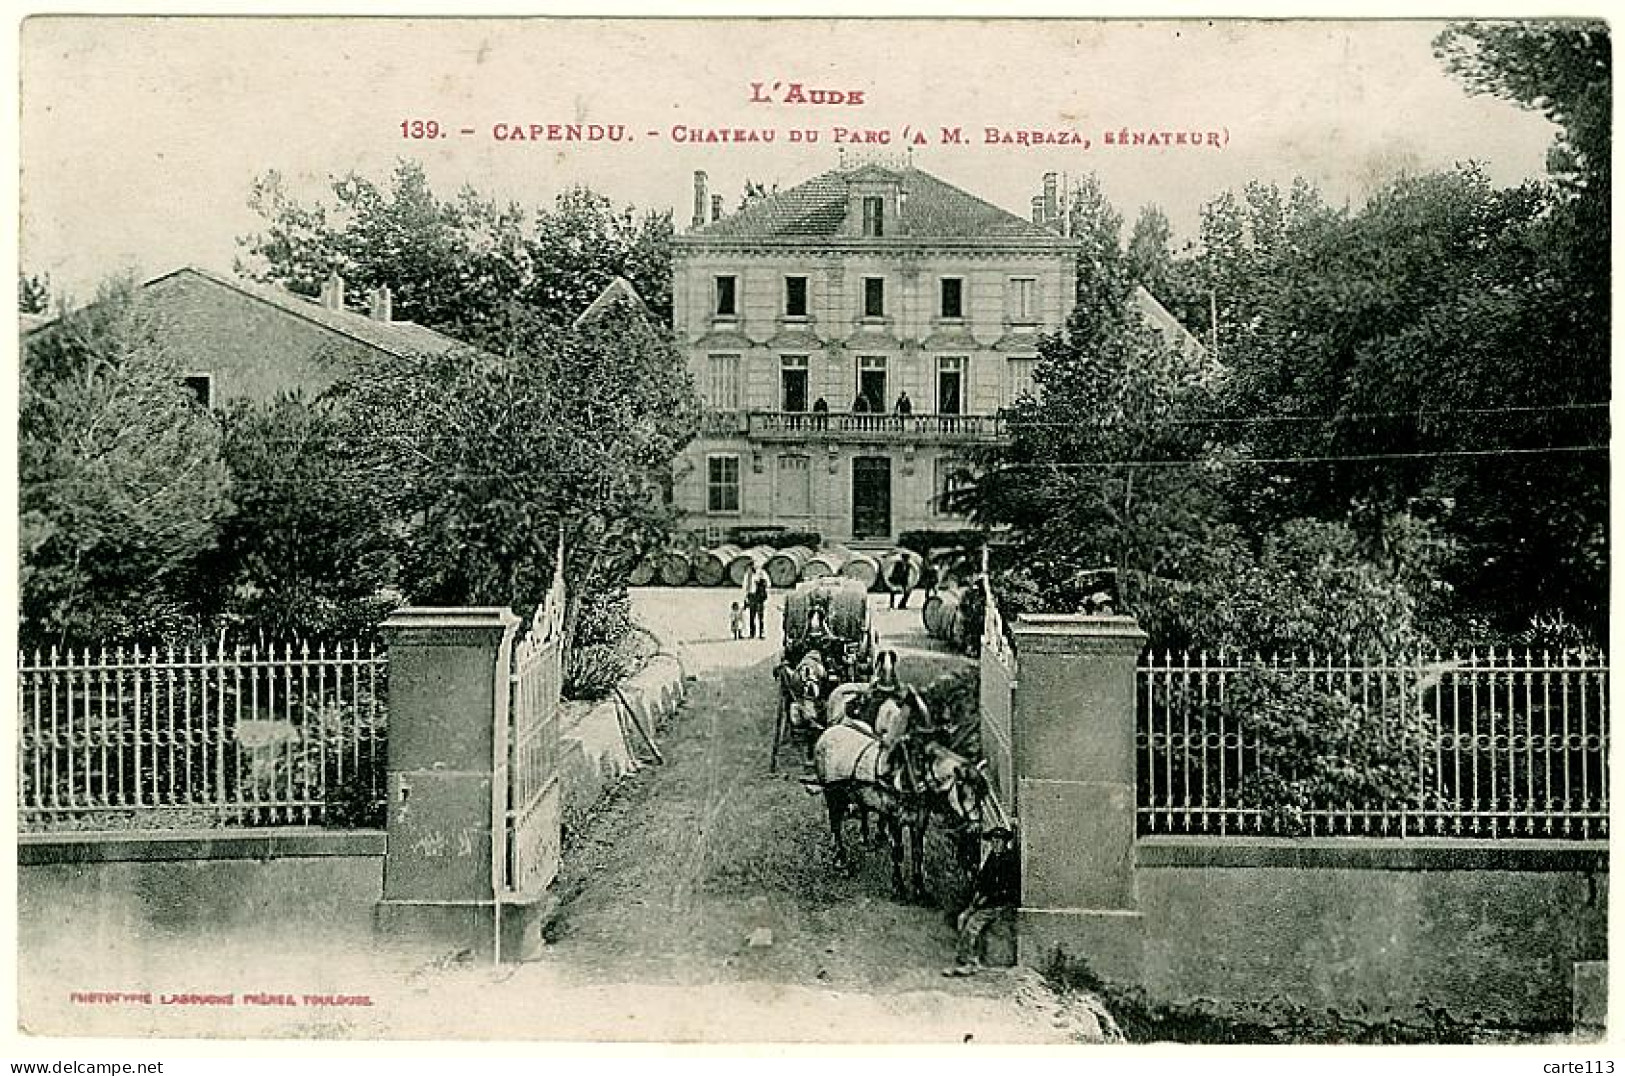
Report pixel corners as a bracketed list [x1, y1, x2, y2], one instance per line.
[18, 641, 387, 831]
[1137, 648, 1608, 839]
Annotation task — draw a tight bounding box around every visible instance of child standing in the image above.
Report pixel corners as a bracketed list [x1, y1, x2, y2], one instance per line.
[730, 601, 744, 640]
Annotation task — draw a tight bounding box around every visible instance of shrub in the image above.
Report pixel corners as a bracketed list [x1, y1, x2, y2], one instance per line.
[1133, 518, 1428, 656]
[235, 680, 389, 829]
[1152, 666, 1439, 836]
[727, 526, 822, 550]
[565, 587, 637, 700]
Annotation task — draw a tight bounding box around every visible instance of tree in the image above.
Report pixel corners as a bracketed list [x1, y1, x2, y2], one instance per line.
[1125, 204, 1174, 297]
[20, 281, 231, 647]
[330, 293, 699, 653]
[1433, 21, 1610, 638]
[203, 392, 401, 641]
[1171, 156, 1607, 642]
[1060, 172, 1132, 346]
[516, 186, 674, 328]
[964, 289, 1224, 618]
[19, 271, 52, 314]
[1434, 21, 1610, 201]
[238, 162, 674, 334]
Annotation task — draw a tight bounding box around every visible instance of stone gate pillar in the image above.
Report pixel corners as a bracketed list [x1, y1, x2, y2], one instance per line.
[373, 607, 522, 960]
[1010, 613, 1147, 984]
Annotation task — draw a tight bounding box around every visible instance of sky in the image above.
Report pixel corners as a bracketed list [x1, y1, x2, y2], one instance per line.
[20, 17, 1562, 302]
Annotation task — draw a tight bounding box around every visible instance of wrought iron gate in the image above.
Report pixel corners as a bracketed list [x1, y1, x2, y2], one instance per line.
[504, 550, 566, 895]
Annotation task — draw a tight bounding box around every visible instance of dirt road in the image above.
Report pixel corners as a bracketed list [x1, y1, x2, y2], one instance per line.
[506, 588, 1110, 1043]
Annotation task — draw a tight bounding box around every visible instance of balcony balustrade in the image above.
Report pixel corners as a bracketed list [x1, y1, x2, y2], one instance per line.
[723, 410, 1009, 444]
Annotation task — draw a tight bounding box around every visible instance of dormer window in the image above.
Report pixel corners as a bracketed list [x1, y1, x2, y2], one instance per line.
[862, 196, 885, 237]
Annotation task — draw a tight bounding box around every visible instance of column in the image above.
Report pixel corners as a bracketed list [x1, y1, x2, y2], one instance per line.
[1010, 613, 1147, 984]
[373, 608, 546, 961]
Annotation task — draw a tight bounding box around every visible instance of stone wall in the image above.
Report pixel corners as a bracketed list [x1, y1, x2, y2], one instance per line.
[1138, 838, 1605, 1026]
[1000, 611, 1610, 1030]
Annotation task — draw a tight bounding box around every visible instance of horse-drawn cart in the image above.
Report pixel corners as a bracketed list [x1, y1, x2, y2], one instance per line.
[770, 576, 877, 772]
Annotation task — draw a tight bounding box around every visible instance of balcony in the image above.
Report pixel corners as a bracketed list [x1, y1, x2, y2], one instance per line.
[738, 410, 1009, 444]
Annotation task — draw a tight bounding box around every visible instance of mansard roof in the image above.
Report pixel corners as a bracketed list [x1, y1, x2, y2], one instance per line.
[683, 164, 1067, 245]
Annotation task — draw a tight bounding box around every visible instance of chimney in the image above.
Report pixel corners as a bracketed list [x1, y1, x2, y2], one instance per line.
[711, 194, 723, 222]
[692, 170, 708, 229]
[368, 284, 393, 322]
[1043, 172, 1058, 223]
[1031, 196, 1045, 225]
[319, 271, 345, 311]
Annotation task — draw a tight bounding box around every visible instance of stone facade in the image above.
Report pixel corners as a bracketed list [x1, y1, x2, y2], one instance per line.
[672, 164, 1079, 543]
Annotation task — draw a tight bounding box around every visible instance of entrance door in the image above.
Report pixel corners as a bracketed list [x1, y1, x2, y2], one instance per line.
[852, 456, 892, 539]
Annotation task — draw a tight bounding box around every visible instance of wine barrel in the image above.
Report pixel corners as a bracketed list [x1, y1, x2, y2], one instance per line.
[658, 549, 692, 587]
[839, 551, 883, 591]
[692, 544, 741, 587]
[801, 545, 853, 582]
[628, 557, 658, 587]
[765, 546, 812, 588]
[728, 545, 774, 587]
[879, 549, 925, 593]
[783, 576, 869, 644]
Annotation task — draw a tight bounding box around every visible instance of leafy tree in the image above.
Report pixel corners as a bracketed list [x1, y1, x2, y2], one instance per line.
[1434, 20, 1610, 201]
[1202, 163, 1606, 640]
[516, 186, 674, 328]
[19, 271, 52, 314]
[1433, 20, 1610, 637]
[1060, 172, 1132, 346]
[203, 392, 401, 641]
[330, 293, 698, 657]
[238, 161, 674, 334]
[1141, 518, 1428, 656]
[965, 292, 1223, 619]
[1125, 204, 1174, 297]
[20, 281, 231, 647]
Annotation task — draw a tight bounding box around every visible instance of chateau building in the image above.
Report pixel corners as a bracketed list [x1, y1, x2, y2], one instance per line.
[672, 162, 1079, 543]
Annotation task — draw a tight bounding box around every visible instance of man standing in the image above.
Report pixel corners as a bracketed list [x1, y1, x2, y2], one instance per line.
[888, 556, 913, 609]
[743, 563, 772, 639]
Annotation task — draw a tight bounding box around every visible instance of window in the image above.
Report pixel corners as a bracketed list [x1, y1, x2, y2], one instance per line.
[934, 458, 972, 517]
[781, 355, 809, 413]
[707, 353, 742, 410]
[1008, 277, 1037, 323]
[1006, 356, 1038, 404]
[181, 374, 214, 409]
[707, 454, 741, 514]
[775, 454, 812, 517]
[784, 276, 808, 318]
[936, 357, 965, 416]
[856, 356, 887, 412]
[862, 195, 885, 237]
[715, 275, 737, 317]
[863, 277, 886, 318]
[939, 278, 964, 319]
